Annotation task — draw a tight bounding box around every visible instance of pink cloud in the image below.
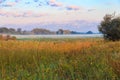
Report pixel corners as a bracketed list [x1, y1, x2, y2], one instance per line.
[48, 0, 82, 11]
[48, 0, 63, 7]
[0, 10, 7, 16]
[66, 5, 81, 11]
[50, 2, 63, 7]
[0, 10, 48, 17]
[49, 0, 56, 3]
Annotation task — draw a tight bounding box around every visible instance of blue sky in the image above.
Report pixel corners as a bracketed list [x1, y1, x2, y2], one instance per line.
[0, 0, 120, 32]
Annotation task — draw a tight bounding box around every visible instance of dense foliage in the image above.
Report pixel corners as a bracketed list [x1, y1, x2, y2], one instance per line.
[98, 14, 120, 41]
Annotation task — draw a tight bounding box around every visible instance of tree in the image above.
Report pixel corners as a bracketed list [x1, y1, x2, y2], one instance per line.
[31, 28, 53, 34]
[86, 31, 93, 34]
[17, 28, 22, 34]
[56, 29, 63, 34]
[9, 28, 16, 33]
[0, 27, 9, 33]
[98, 14, 120, 41]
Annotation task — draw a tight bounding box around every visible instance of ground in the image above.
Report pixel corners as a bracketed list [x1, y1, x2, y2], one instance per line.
[0, 38, 120, 80]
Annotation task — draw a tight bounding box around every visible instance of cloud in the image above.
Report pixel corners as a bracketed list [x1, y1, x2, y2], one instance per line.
[47, 0, 63, 7]
[47, 0, 82, 11]
[33, 0, 39, 2]
[66, 5, 81, 11]
[0, 0, 6, 3]
[0, 10, 7, 16]
[49, 0, 55, 3]
[0, 10, 48, 17]
[0, 0, 83, 11]
[1, 2, 16, 7]
[46, 0, 82, 11]
[25, 2, 30, 4]
[21, 12, 48, 17]
[50, 2, 63, 7]
[15, 0, 21, 3]
[88, 9, 96, 12]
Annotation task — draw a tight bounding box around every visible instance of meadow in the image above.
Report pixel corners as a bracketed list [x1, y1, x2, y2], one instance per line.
[0, 38, 120, 80]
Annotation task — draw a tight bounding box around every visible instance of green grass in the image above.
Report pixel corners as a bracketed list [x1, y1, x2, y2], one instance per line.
[0, 38, 120, 80]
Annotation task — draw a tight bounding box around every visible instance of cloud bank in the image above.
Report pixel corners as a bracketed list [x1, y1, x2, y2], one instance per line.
[0, 9, 48, 17]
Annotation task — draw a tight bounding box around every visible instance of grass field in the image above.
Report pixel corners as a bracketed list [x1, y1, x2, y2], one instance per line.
[0, 38, 120, 80]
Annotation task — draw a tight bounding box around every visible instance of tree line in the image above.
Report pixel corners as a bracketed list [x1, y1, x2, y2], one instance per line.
[0, 27, 93, 35]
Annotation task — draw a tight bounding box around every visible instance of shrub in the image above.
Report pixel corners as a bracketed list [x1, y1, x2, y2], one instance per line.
[0, 34, 16, 41]
[2, 34, 10, 41]
[10, 36, 17, 40]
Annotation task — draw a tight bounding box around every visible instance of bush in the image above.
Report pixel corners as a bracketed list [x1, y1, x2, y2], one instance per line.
[0, 34, 16, 41]
[9, 36, 16, 40]
[98, 14, 120, 41]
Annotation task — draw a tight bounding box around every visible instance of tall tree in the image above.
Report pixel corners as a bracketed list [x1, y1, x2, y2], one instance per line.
[98, 14, 120, 41]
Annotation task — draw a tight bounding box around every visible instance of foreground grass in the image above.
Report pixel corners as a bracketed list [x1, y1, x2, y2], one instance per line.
[0, 38, 120, 80]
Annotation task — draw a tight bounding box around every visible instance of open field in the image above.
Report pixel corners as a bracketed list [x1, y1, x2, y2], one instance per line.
[0, 38, 120, 80]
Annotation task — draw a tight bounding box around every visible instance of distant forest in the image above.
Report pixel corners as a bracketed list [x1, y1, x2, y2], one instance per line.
[0, 27, 94, 35]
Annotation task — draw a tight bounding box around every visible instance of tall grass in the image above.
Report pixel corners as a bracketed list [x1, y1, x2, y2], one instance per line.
[0, 38, 120, 80]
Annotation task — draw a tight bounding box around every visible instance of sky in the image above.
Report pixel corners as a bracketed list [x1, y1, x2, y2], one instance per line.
[0, 0, 120, 32]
